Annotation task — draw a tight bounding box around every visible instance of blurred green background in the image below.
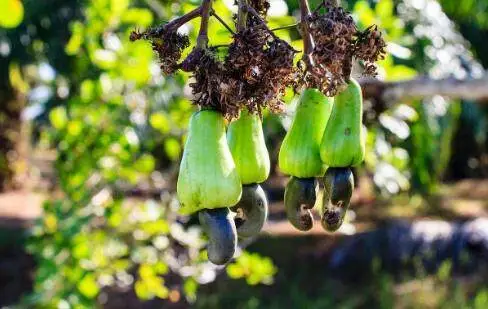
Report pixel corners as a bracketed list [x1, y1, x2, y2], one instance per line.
[0, 0, 487, 308]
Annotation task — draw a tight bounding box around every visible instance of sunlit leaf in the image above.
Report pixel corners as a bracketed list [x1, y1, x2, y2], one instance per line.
[65, 22, 85, 55]
[49, 107, 68, 130]
[77, 274, 99, 299]
[135, 154, 155, 174]
[122, 8, 153, 27]
[150, 112, 171, 133]
[0, 0, 24, 28]
[164, 138, 181, 161]
[376, 0, 394, 19]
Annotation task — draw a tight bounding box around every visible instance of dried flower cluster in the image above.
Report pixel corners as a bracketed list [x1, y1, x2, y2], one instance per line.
[354, 25, 387, 76]
[224, 25, 297, 115]
[132, 0, 386, 118]
[306, 4, 386, 95]
[131, 29, 190, 75]
[188, 49, 242, 118]
[249, 0, 270, 17]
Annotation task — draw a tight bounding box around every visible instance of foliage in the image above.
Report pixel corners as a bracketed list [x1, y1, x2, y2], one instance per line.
[0, 0, 485, 307]
[18, 0, 276, 307]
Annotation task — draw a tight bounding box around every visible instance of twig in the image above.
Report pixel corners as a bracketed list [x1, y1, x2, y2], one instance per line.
[360, 75, 488, 102]
[237, 0, 248, 32]
[211, 10, 235, 34]
[147, 7, 202, 37]
[270, 23, 299, 32]
[211, 44, 230, 49]
[197, 0, 213, 49]
[298, 0, 315, 67]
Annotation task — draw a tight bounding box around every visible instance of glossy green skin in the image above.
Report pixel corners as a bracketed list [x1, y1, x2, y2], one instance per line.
[320, 79, 366, 167]
[284, 176, 318, 231]
[321, 167, 354, 232]
[177, 110, 242, 215]
[279, 89, 333, 178]
[199, 208, 237, 265]
[231, 184, 268, 238]
[227, 110, 270, 185]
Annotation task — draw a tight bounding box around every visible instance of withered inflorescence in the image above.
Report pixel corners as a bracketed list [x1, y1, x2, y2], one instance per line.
[249, 0, 270, 17]
[306, 3, 386, 95]
[189, 48, 241, 119]
[225, 23, 297, 115]
[133, 0, 386, 118]
[131, 28, 190, 75]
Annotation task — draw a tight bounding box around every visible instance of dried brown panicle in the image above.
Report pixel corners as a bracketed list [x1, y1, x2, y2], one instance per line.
[307, 4, 386, 94]
[249, 0, 270, 17]
[190, 50, 240, 119]
[308, 6, 357, 95]
[225, 25, 297, 115]
[355, 25, 387, 76]
[131, 28, 190, 75]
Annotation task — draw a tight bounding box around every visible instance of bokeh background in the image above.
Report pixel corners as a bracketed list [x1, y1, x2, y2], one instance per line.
[0, 0, 487, 308]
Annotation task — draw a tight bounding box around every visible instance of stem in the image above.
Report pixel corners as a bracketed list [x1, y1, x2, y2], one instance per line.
[211, 10, 235, 34]
[270, 23, 299, 32]
[211, 44, 230, 49]
[299, 0, 315, 67]
[148, 7, 202, 37]
[197, 0, 213, 49]
[237, 0, 248, 31]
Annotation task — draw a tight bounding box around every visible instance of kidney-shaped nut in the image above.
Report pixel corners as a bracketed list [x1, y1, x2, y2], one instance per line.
[285, 177, 318, 231]
[199, 208, 237, 265]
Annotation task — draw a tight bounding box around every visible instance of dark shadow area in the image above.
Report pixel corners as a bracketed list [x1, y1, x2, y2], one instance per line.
[0, 224, 34, 307]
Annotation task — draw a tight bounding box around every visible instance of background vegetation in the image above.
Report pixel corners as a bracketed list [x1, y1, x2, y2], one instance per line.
[0, 0, 487, 308]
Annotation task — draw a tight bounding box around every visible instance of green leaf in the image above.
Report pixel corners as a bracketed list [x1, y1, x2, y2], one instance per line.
[80, 80, 96, 103]
[164, 138, 181, 161]
[0, 0, 24, 28]
[77, 274, 99, 299]
[122, 8, 153, 27]
[353, 1, 376, 27]
[92, 49, 118, 69]
[65, 22, 84, 55]
[134, 154, 155, 174]
[49, 107, 68, 130]
[376, 0, 394, 19]
[150, 112, 171, 134]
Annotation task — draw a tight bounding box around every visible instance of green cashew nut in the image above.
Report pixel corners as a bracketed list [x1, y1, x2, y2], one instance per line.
[198, 208, 237, 265]
[231, 183, 268, 238]
[321, 167, 354, 232]
[285, 176, 318, 231]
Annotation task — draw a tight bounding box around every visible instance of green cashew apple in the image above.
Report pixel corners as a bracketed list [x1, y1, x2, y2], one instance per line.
[177, 110, 242, 215]
[227, 109, 270, 238]
[227, 109, 270, 185]
[279, 89, 333, 178]
[320, 78, 366, 167]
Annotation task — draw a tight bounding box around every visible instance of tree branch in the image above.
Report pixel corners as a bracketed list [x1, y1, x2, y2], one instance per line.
[197, 0, 213, 48]
[299, 0, 315, 67]
[360, 75, 488, 103]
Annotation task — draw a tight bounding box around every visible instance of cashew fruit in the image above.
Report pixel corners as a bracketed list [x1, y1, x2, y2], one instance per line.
[231, 184, 268, 238]
[199, 208, 237, 265]
[279, 89, 333, 178]
[320, 78, 365, 167]
[284, 176, 318, 231]
[177, 110, 242, 215]
[321, 167, 354, 232]
[227, 109, 270, 185]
